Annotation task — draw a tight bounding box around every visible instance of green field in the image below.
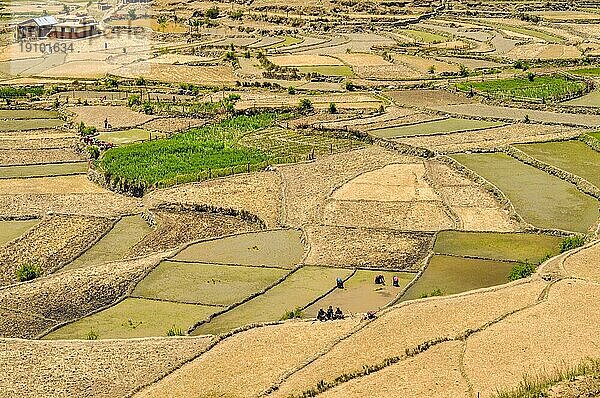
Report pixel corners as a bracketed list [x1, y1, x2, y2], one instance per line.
[268, 36, 304, 48]
[369, 118, 502, 138]
[97, 129, 163, 145]
[173, 230, 305, 268]
[296, 65, 354, 77]
[191, 266, 353, 335]
[434, 231, 563, 263]
[304, 270, 414, 316]
[494, 23, 564, 43]
[0, 162, 88, 178]
[0, 109, 58, 119]
[98, 114, 278, 188]
[401, 255, 515, 301]
[398, 28, 448, 43]
[0, 219, 39, 245]
[570, 68, 600, 77]
[132, 261, 289, 306]
[45, 298, 217, 339]
[514, 140, 600, 188]
[564, 90, 600, 107]
[456, 75, 586, 102]
[451, 152, 598, 233]
[62, 215, 152, 271]
[589, 132, 600, 141]
[0, 118, 63, 131]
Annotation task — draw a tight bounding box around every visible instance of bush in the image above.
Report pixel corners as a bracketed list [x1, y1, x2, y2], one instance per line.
[420, 288, 443, 298]
[127, 94, 141, 107]
[560, 235, 586, 253]
[281, 307, 304, 320]
[87, 145, 100, 160]
[15, 263, 42, 282]
[288, 86, 296, 95]
[141, 101, 154, 115]
[508, 261, 536, 281]
[86, 328, 99, 340]
[298, 98, 313, 113]
[329, 102, 337, 114]
[345, 81, 355, 91]
[166, 325, 185, 336]
[205, 6, 219, 19]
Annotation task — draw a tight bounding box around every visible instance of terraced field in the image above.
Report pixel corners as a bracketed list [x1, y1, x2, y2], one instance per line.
[0, 118, 63, 131]
[369, 118, 503, 138]
[0, 162, 87, 178]
[0, 219, 39, 245]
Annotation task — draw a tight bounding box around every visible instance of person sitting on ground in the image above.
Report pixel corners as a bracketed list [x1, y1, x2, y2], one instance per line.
[392, 275, 399, 287]
[334, 307, 343, 320]
[336, 277, 344, 289]
[375, 274, 385, 285]
[326, 305, 334, 320]
[317, 308, 327, 322]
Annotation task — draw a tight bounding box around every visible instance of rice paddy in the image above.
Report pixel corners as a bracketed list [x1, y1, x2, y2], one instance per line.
[369, 118, 503, 138]
[0, 162, 88, 178]
[132, 261, 289, 306]
[451, 152, 599, 233]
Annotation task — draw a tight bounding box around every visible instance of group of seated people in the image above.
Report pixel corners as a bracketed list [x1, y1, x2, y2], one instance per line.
[317, 305, 343, 321]
[375, 274, 401, 287]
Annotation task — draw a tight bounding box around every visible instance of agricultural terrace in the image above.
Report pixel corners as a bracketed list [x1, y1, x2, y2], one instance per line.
[456, 75, 587, 102]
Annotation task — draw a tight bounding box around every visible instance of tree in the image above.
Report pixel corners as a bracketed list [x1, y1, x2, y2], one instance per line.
[298, 98, 313, 113]
[459, 64, 468, 77]
[527, 72, 535, 82]
[345, 81, 355, 91]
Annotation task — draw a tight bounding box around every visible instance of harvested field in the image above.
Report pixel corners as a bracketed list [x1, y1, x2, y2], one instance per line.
[0, 149, 84, 166]
[304, 225, 432, 269]
[433, 103, 600, 127]
[563, 242, 600, 282]
[269, 54, 343, 66]
[278, 146, 415, 227]
[133, 261, 289, 306]
[295, 65, 354, 77]
[191, 266, 354, 335]
[370, 118, 503, 138]
[0, 214, 114, 286]
[305, 270, 414, 316]
[0, 110, 58, 119]
[334, 53, 389, 67]
[393, 54, 460, 75]
[234, 92, 383, 110]
[145, 171, 281, 228]
[0, 136, 75, 150]
[386, 89, 473, 108]
[320, 341, 468, 398]
[505, 44, 582, 60]
[0, 219, 39, 246]
[115, 64, 236, 86]
[434, 231, 563, 263]
[0, 175, 103, 194]
[401, 254, 516, 301]
[0, 118, 63, 131]
[0, 336, 212, 398]
[0, 254, 163, 338]
[173, 229, 304, 268]
[0, 161, 87, 178]
[514, 140, 600, 189]
[452, 152, 599, 233]
[137, 320, 359, 398]
[397, 124, 582, 153]
[63, 215, 152, 271]
[46, 297, 217, 340]
[464, 280, 600, 397]
[271, 280, 546, 397]
[68, 106, 156, 130]
[97, 129, 164, 145]
[129, 210, 263, 257]
[0, 308, 55, 339]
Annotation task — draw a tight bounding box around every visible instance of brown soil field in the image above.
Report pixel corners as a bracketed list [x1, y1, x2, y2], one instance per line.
[0, 129, 75, 140]
[0, 148, 84, 165]
[396, 124, 583, 153]
[0, 175, 105, 195]
[317, 107, 434, 131]
[116, 64, 236, 86]
[136, 319, 360, 398]
[0, 254, 163, 338]
[393, 54, 460, 74]
[145, 171, 282, 228]
[320, 341, 468, 398]
[354, 64, 423, 80]
[426, 160, 518, 232]
[68, 106, 157, 130]
[129, 209, 263, 257]
[386, 89, 473, 108]
[0, 308, 55, 339]
[270, 280, 546, 397]
[334, 53, 390, 67]
[562, 242, 600, 283]
[277, 146, 415, 227]
[0, 137, 75, 150]
[464, 280, 600, 397]
[0, 214, 114, 286]
[304, 225, 433, 269]
[269, 54, 343, 66]
[0, 336, 211, 397]
[322, 199, 455, 231]
[506, 44, 582, 60]
[234, 92, 382, 111]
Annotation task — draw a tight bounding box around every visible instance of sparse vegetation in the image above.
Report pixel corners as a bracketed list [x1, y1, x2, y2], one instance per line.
[15, 263, 42, 282]
[281, 307, 304, 320]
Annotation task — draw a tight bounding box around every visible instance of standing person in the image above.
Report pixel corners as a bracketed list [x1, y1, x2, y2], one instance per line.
[336, 277, 344, 289]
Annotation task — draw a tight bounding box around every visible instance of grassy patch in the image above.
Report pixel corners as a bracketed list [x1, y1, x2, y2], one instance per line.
[590, 132, 600, 141]
[296, 65, 354, 77]
[456, 75, 586, 102]
[191, 266, 353, 335]
[97, 129, 164, 145]
[0, 162, 88, 179]
[305, 270, 414, 316]
[133, 261, 289, 306]
[401, 255, 515, 301]
[508, 261, 537, 281]
[63, 215, 152, 271]
[0, 118, 63, 131]
[98, 113, 278, 188]
[451, 152, 598, 233]
[514, 140, 600, 188]
[564, 90, 600, 107]
[369, 118, 502, 138]
[173, 230, 305, 269]
[267, 36, 303, 48]
[0, 220, 38, 245]
[433, 231, 563, 263]
[45, 297, 217, 339]
[571, 67, 600, 77]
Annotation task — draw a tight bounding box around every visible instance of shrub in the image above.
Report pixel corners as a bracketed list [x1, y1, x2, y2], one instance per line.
[560, 235, 586, 253]
[345, 81, 355, 91]
[508, 261, 536, 281]
[86, 328, 99, 340]
[205, 6, 219, 19]
[281, 307, 304, 320]
[166, 325, 185, 336]
[141, 101, 153, 115]
[329, 102, 337, 114]
[288, 86, 296, 95]
[298, 98, 313, 113]
[87, 145, 100, 160]
[15, 263, 42, 282]
[127, 94, 141, 107]
[420, 288, 443, 299]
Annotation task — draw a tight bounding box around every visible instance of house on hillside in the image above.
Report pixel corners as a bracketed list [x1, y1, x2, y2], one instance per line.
[15, 16, 58, 40]
[47, 16, 99, 39]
